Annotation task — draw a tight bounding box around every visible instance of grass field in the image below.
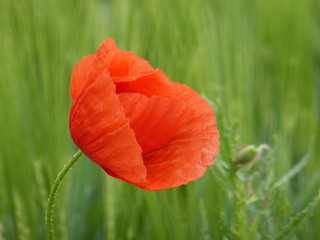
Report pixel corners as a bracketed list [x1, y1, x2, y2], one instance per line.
[0, 0, 319, 239]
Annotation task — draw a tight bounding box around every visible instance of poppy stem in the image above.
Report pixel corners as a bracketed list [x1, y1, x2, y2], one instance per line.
[46, 149, 83, 240]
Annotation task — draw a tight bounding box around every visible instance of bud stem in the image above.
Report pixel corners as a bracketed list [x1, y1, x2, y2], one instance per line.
[46, 149, 83, 240]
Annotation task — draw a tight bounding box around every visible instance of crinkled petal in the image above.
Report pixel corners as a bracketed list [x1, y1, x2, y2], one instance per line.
[70, 54, 95, 100]
[118, 93, 194, 154]
[115, 69, 171, 97]
[96, 39, 154, 82]
[137, 83, 219, 191]
[71, 39, 156, 101]
[69, 71, 147, 184]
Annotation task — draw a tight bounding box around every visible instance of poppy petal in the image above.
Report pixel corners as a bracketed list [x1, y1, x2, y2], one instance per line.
[138, 83, 219, 190]
[69, 71, 147, 184]
[115, 69, 171, 97]
[70, 54, 96, 100]
[118, 92, 194, 154]
[96, 39, 154, 82]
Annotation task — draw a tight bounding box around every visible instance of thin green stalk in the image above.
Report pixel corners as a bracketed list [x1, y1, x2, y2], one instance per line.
[46, 149, 83, 240]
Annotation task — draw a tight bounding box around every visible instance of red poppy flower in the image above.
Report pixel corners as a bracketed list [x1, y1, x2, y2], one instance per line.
[69, 39, 219, 191]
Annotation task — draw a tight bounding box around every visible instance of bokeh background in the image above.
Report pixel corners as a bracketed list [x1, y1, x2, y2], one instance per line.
[0, 0, 319, 239]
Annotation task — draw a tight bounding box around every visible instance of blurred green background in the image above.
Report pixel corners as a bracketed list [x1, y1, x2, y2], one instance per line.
[0, 0, 319, 239]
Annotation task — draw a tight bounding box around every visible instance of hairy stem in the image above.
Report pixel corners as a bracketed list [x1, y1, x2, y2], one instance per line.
[46, 149, 83, 240]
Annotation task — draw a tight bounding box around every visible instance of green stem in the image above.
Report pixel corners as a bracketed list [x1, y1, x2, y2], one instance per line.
[46, 149, 83, 240]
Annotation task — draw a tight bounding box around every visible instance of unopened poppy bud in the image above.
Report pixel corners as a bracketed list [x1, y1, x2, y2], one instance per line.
[235, 144, 260, 165]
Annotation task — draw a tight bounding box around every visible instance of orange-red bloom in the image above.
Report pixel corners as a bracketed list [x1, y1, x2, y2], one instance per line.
[69, 39, 219, 191]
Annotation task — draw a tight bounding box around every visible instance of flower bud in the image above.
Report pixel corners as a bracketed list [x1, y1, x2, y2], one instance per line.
[235, 144, 260, 165]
